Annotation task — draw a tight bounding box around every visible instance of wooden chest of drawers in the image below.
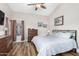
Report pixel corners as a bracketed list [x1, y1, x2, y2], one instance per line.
[0, 35, 13, 55]
[28, 29, 38, 42]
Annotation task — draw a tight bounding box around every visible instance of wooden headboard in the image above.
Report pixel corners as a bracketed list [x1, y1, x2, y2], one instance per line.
[52, 30, 78, 48]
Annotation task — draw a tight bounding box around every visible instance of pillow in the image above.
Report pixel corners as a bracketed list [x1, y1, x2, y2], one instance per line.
[51, 32, 73, 39]
[57, 32, 73, 39]
[51, 32, 63, 37]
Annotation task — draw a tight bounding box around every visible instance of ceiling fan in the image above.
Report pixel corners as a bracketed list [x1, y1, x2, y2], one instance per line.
[27, 3, 46, 11]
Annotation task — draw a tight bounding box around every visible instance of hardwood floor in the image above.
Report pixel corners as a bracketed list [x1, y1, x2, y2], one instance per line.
[7, 42, 79, 56]
[8, 42, 37, 56]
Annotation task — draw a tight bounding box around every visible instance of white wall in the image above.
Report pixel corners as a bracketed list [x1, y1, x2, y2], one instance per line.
[0, 3, 11, 31]
[11, 12, 49, 41]
[49, 3, 79, 48]
[49, 4, 64, 31]
[0, 3, 49, 41]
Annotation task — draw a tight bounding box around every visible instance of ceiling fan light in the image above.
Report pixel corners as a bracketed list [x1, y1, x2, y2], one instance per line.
[36, 4, 41, 8]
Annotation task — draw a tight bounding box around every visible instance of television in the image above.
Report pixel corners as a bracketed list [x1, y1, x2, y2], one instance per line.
[0, 10, 5, 25]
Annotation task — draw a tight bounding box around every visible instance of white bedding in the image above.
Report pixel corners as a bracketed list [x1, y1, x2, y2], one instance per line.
[32, 35, 77, 56]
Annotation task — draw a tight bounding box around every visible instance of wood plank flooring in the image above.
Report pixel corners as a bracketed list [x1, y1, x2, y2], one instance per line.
[8, 42, 37, 56]
[7, 42, 79, 56]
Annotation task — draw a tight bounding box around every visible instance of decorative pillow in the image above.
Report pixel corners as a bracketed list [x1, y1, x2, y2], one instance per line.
[57, 32, 73, 39]
[51, 32, 73, 39]
[51, 32, 62, 37]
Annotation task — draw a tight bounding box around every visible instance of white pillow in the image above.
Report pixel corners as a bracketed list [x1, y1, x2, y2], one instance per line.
[57, 32, 73, 39]
[51, 32, 62, 37]
[51, 32, 72, 39]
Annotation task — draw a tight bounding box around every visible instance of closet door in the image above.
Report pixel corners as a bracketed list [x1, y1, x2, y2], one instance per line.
[10, 20, 13, 40]
[21, 21, 24, 41]
[10, 20, 16, 41]
[13, 20, 16, 41]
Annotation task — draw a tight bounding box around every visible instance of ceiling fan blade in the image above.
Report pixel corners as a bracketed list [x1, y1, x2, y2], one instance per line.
[28, 3, 45, 5]
[41, 5, 46, 9]
[27, 4, 36, 5]
[27, 3, 46, 11]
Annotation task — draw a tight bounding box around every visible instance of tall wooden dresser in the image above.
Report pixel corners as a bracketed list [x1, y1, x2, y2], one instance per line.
[28, 29, 38, 42]
[0, 35, 13, 55]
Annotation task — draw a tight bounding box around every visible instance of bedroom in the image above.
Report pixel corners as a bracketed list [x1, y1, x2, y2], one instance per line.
[0, 3, 79, 56]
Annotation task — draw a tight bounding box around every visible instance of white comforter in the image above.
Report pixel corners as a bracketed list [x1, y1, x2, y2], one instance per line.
[32, 35, 77, 56]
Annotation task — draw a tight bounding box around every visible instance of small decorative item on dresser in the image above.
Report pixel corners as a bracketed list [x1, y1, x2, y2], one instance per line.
[54, 16, 64, 26]
[4, 27, 8, 35]
[47, 30, 50, 36]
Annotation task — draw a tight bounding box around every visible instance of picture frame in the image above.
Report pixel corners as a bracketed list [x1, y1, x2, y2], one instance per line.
[38, 22, 43, 27]
[54, 16, 64, 26]
[42, 24, 47, 28]
[37, 22, 47, 28]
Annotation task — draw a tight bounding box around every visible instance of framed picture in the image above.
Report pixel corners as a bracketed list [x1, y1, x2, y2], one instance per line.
[38, 22, 43, 27]
[54, 16, 64, 26]
[43, 24, 47, 28]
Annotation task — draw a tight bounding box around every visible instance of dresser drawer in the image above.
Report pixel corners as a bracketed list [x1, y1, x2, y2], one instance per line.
[28, 29, 38, 42]
[0, 36, 13, 53]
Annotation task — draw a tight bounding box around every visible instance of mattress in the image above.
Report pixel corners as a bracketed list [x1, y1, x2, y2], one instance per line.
[32, 35, 77, 56]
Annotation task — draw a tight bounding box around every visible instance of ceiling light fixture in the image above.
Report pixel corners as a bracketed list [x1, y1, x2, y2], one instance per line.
[27, 3, 46, 11]
[35, 4, 41, 8]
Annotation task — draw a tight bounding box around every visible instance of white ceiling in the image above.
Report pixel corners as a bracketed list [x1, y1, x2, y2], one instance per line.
[7, 3, 59, 16]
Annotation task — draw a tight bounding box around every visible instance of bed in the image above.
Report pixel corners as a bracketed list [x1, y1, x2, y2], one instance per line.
[32, 30, 78, 56]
